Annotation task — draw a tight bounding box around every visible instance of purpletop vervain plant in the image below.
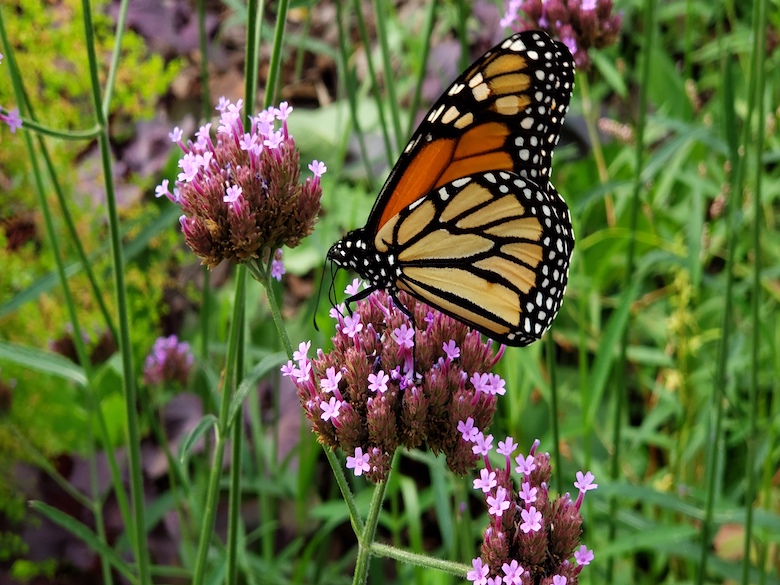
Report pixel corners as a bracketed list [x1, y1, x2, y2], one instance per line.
[283, 280, 507, 483]
[157, 97, 324, 273]
[143, 334, 194, 386]
[501, 0, 622, 69]
[465, 436, 597, 585]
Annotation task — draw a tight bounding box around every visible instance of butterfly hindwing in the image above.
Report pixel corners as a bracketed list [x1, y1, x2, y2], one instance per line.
[373, 171, 573, 346]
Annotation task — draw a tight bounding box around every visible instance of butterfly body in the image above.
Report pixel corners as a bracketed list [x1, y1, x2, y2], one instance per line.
[328, 30, 575, 346]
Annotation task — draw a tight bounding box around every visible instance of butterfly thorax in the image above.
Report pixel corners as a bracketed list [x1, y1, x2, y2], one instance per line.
[327, 229, 399, 293]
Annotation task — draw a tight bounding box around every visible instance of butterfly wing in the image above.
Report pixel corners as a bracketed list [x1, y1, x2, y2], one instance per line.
[364, 30, 575, 238]
[374, 171, 573, 346]
[328, 30, 576, 346]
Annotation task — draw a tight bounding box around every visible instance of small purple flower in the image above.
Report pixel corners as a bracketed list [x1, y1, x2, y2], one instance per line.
[487, 486, 511, 518]
[346, 447, 371, 476]
[467, 558, 490, 585]
[280, 360, 296, 378]
[488, 374, 506, 396]
[271, 254, 285, 282]
[345, 278, 362, 296]
[552, 576, 568, 585]
[473, 468, 497, 493]
[458, 417, 480, 442]
[392, 324, 415, 349]
[309, 160, 327, 178]
[342, 313, 363, 338]
[574, 545, 594, 566]
[274, 101, 293, 121]
[497, 437, 517, 457]
[368, 370, 389, 393]
[515, 454, 536, 476]
[520, 506, 542, 533]
[224, 184, 243, 204]
[264, 129, 284, 150]
[320, 367, 342, 394]
[293, 341, 311, 364]
[574, 470, 598, 493]
[472, 432, 493, 457]
[442, 340, 460, 362]
[320, 396, 342, 422]
[169, 127, 183, 143]
[501, 560, 524, 585]
[518, 481, 537, 504]
[471, 372, 491, 394]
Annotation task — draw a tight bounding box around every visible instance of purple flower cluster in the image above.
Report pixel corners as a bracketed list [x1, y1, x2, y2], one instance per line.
[465, 437, 597, 584]
[282, 281, 507, 482]
[501, 0, 622, 69]
[157, 97, 324, 269]
[143, 335, 194, 387]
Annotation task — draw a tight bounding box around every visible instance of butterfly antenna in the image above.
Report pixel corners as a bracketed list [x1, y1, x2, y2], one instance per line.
[312, 259, 332, 333]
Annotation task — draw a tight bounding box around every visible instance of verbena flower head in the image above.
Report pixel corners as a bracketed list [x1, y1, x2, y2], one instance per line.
[143, 334, 194, 386]
[158, 98, 323, 268]
[501, 0, 622, 69]
[283, 283, 506, 482]
[466, 437, 597, 584]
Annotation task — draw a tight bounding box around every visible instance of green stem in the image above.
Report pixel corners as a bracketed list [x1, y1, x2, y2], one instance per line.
[352, 462, 393, 585]
[546, 334, 562, 490]
[372, 0, 403, 154]
[191, 266, 247, 585]
[741, 0, 766, 582]
[578, 76, 613, 225]
[405, 2, 437, 138]
[81, 1, 150, 581]
[334, 0, 375, 192]
[354, 0, 395, 168]
[102, 0, 129, 115]
[606, 2, 654, 582]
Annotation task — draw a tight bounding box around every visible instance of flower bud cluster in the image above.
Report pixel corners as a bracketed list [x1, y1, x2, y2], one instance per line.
[157, 97, 325, 268]
[283, 282, 507, 482]
[501, 0, 622, 69]
[466, 437, 597, 585]
[143, 334, 194, 387]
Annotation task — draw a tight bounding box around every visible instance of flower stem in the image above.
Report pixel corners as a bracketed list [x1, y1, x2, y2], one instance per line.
[192, 266, 247, 585]
[352, 461, 393, 585]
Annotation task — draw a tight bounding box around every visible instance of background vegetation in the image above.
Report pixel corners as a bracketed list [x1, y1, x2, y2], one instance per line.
[0, 0, 777, 583]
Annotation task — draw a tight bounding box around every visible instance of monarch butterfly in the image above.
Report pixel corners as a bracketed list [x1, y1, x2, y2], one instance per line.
[328, 30, 575, 347]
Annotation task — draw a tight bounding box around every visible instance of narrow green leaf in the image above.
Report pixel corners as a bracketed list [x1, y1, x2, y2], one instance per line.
[30, 501, 138, 585]
[0, 341, 86, 386]
[226, 352, 287, 427]
[586, 278, 641, 423]
[178, 414, 219, 465]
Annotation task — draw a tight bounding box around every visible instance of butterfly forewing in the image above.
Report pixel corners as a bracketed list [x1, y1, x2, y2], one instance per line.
[367, 30, 575, 235]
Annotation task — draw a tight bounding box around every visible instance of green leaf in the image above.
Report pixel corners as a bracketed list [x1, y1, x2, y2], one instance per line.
[0, 341, 86, 386]
[178, 414, 219, 465]
[30, 501, 138, 584]
[227, 352, 287, 428]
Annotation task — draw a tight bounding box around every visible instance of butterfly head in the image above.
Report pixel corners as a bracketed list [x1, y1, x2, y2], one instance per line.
[326, 229, 365, 272]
